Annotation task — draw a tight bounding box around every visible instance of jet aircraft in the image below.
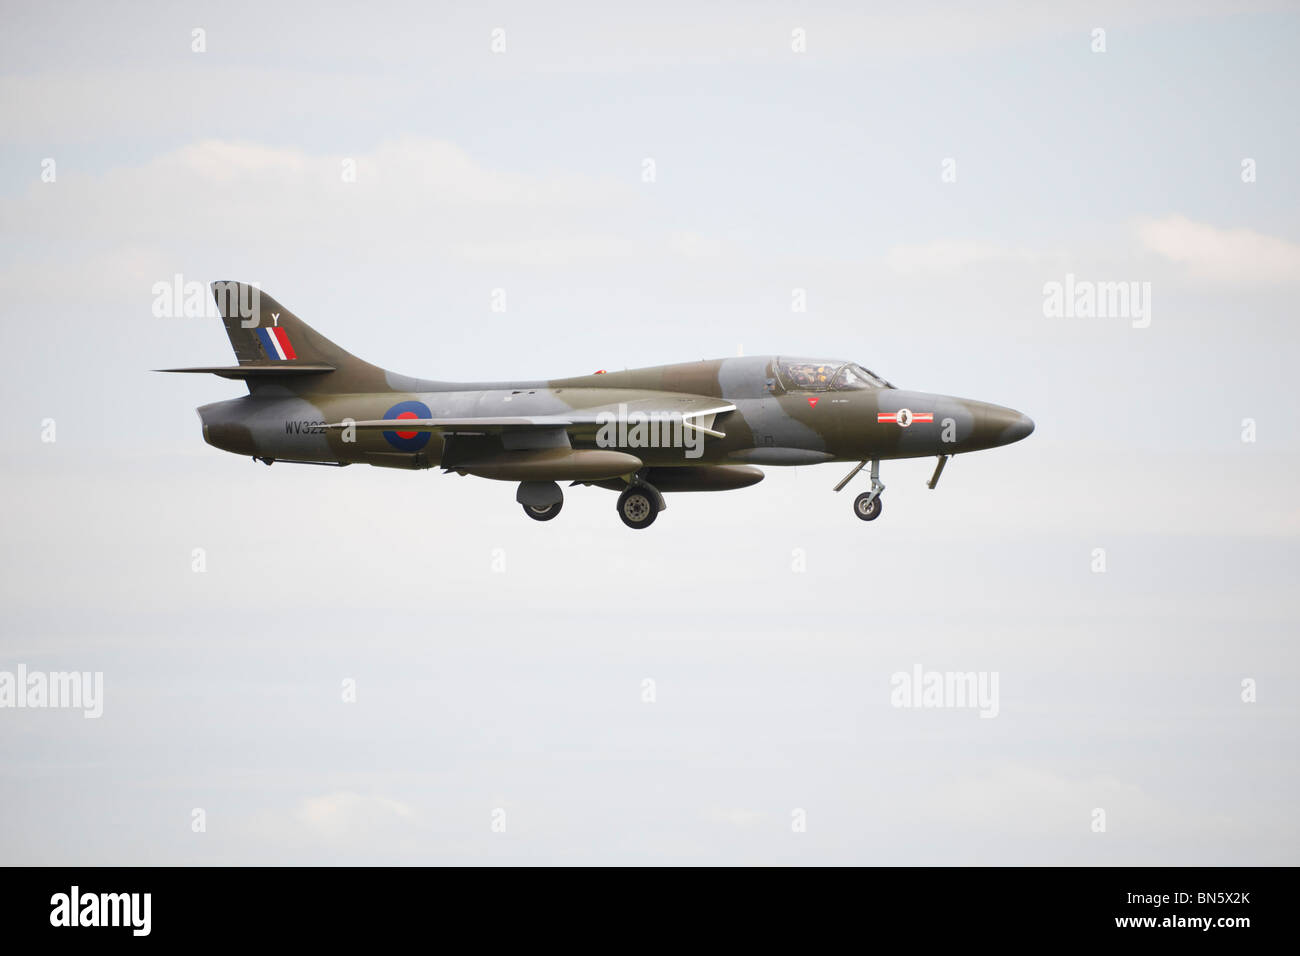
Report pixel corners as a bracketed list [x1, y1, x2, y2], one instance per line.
[163, 282, 1034, 529]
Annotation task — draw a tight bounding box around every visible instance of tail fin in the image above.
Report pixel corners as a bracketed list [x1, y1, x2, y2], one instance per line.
[160, 281, 393, 393]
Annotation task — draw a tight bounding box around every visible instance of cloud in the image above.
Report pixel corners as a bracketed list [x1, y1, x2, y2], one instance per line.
[457, 231, 732, 266]
[3, 137, 626, 235]
[294, 791, 417, 839]
[0, 138, 640, 266]
[227, 791, 425, 859]
[458, 236, 643, 266]
[0, 69, 398, 145]
[0, 246, 173, 305]
[0, 140, 747, 275]
[708, 807, 767, 828]
[884, 239, 1049, 274]
[0, 1, 1277, 112]
[921, 764, 1255, 851]
[1136, 216, 1300, 283]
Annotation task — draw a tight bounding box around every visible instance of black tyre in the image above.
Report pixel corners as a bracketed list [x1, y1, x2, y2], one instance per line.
[617, 488, 659, 529]
[523, 500, 563, 522]
[853, 492, 882, 521]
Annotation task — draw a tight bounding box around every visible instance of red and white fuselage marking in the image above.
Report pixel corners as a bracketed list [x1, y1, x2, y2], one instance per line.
[878, 409, 933, 427]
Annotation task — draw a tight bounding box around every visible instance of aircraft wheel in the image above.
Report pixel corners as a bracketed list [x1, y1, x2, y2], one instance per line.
[617, 487, 659, 530]
[853, 492, 883, 521]
[523, 500, 563, 522]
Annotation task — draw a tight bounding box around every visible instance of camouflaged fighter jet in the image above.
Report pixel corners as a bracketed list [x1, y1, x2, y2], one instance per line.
[163, 282, 1034, 529]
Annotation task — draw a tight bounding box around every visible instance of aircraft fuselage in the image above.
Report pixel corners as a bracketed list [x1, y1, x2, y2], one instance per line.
[198, 356, 1033, 470]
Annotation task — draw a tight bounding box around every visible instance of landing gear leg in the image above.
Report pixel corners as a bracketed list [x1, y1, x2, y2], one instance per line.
[927, 454, 949, 490]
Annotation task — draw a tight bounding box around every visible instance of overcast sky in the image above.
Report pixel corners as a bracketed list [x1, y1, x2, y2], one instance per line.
[1, 0, 1297, 865]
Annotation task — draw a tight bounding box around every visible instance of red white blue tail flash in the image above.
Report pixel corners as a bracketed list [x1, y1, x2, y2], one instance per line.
[256, 326, 297, 361]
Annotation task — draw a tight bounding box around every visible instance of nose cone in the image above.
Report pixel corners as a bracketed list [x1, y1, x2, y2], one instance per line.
[984, 406, 1034, 447]
[1001, 410, 1035, 444]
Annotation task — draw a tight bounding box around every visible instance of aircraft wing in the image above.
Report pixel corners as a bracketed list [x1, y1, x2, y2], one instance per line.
[322, 394, 736, 439]
[330, 416, 574, 430]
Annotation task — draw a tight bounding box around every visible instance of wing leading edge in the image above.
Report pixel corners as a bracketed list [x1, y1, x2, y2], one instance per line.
[321, 395, 736, 440]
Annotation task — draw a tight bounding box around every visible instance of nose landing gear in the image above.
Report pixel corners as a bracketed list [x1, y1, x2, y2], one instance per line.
[836, 459, 885, 522]
[853, 491, 882, 521]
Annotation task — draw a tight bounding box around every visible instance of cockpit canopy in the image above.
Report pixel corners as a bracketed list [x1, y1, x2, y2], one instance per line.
[775, 358, 893, 392]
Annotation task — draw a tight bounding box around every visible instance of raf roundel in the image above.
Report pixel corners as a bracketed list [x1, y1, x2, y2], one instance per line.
[382, 400, 433, 451]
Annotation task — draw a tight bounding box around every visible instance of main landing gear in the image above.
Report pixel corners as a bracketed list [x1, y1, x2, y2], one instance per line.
[836, 459, 885, 522]
[522, 500, 562, 521]
[617, 485, 660, 530]
[515, 477, 665, 529]
[517, 480, 564, 521]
